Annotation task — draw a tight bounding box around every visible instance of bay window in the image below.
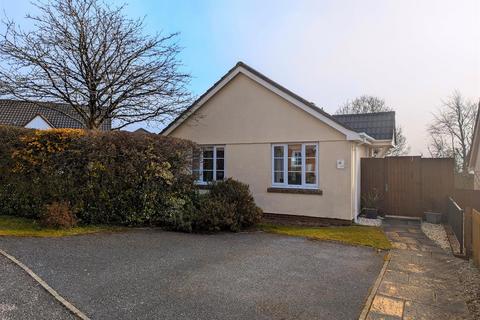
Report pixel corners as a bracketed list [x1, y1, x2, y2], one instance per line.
[272, 143, 318, 188]
[193, 146, 225, 183]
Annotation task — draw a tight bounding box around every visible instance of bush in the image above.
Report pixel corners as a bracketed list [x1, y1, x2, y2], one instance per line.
[0, 126, 196, 226]
[0, 127, 262, 233]
[194, 179, 263, 232]
[40, 202, 77, 229]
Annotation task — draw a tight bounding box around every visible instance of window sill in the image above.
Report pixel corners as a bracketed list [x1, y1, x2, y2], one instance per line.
[196, 183, 212, 190]
[267, 187, 323, 195]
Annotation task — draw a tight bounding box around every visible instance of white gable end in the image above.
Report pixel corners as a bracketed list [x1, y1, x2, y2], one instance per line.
[25, 115, 53, 130]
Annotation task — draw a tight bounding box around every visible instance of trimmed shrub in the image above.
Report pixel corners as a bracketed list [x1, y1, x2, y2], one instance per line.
[0, 127, 262, 232]
[40, 202, 77, 229]
[0, 126, 196, 226]
[194, 179, 263, 232]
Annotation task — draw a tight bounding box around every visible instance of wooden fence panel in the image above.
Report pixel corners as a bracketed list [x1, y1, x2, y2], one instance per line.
[361, 157, 454, 218]
[464, 208, 473, 257]
[453, 189, 480, 212]
[473, 209, 480, 268]
[422, 158, 454, 214]
[385, 157, 422, 217]
[361, 158, 386, 214]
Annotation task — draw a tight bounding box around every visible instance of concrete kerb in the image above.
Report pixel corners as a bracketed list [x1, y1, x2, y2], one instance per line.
[358, 251, 392, 320]
[0, 248, 90, 320]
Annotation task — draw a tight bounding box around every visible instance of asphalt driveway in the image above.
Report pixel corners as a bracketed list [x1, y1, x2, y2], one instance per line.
[0, 230, 384, 320]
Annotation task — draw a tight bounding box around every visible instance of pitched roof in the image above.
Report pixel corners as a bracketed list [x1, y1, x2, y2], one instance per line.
[162, 61, 396, 144]
[162, 62, 367, 141]
[0, 99, 111, 130]
[134, 128, 151, 134]
[332, 112, 396, 140]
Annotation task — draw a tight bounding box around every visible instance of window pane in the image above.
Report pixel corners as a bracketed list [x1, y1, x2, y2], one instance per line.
[305, 157, 316, 172]
[274, 146, 284, 157]
[288, 144, 302, 157]
[288, 144, 302, 171]
[203, 170, 213, 182]
[274, 171, 284, 183]
[203, 148, 214, 158]
[216, 148, 224, 159]
[306, 172, 316, 184]
[216, 158, 224, 170]
[192, 151, 200, 171]
[305, 145, 316, 157]
[288, 172, 302, 185]
[216, 170, 224, 181]
[274, 158, 284, 171]
[288, 156, 302, 171]
[203, 158, 213, 170]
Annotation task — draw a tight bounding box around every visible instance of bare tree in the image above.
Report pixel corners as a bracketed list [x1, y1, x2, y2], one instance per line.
[336, 95, 410, 156]
[0, 0, 191, 130]
[337, 95, 387, 115]
[428, 91, 478, 172]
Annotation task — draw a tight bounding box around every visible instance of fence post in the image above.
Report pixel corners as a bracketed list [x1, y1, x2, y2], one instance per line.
[473, 209, 480, 268]
[464, 207, 473, 258]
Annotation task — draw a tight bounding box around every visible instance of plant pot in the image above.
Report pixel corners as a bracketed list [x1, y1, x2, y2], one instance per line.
[424, 211, 442, 224]
[364, 208, 378, 219]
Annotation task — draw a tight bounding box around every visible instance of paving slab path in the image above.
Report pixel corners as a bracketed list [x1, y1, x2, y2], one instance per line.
[366, 218, 472, 320]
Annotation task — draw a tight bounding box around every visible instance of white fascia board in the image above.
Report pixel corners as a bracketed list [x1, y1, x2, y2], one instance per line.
[163, 66, 363, 141]
[371, 139, 395, 147]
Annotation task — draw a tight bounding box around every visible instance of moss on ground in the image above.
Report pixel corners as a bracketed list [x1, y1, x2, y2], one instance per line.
[258, 223, 391, 250]
[0, 215, 124, 237]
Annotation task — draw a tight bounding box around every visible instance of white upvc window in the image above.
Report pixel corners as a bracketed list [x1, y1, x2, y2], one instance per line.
[271, 143, 318, 188]
[193, 146, 225, 184]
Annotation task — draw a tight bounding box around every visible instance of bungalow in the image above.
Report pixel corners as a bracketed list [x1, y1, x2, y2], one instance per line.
[468, 103, 480, 190]
[0, 99, 111, 130]
[163, 62, 395, 222]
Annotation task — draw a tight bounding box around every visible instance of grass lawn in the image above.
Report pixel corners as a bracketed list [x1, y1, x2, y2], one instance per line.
[258, 224, 391, 250]
[0, 215, 124, 237]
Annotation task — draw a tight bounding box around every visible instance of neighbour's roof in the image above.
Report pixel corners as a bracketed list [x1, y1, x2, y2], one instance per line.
[332, 112, 396, 140]
[0, 99, 111, 130]
[134, 128, 151, 134]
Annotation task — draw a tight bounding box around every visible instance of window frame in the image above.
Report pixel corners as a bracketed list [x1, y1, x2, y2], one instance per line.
[271, 143, 319, 189]
[195, 145, 225, 184]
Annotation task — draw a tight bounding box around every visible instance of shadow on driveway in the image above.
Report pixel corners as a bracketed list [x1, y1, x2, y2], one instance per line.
[0, 230, 385, 320]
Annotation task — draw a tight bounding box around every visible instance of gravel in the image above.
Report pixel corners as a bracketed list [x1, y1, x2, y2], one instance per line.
[420, 222, 480, 318]
[457, 260, 480, 318]
[421, 222, 450, 251]
[357, 217, 382, 227]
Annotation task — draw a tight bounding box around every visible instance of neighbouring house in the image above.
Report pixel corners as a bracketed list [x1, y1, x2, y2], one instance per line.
[468, 103, 480, 190]
[134, 128, 151, 134]
[163, 62, 395, 222]
[0, 99, 111, 130]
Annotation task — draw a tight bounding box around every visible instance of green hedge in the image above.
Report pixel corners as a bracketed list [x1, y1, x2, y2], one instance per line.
[0, 126, 197, 226]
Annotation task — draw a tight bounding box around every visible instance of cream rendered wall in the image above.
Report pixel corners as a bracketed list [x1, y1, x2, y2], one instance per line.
[169, 73, 357, 220]
[171, 74, 345, 144]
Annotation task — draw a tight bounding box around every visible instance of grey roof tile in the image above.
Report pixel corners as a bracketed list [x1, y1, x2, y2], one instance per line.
[332, 111, 395, 140]
[0, 99, 111, 130]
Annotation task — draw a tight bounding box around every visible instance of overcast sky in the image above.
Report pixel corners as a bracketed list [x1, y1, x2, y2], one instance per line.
[1, 0, 478, 154]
